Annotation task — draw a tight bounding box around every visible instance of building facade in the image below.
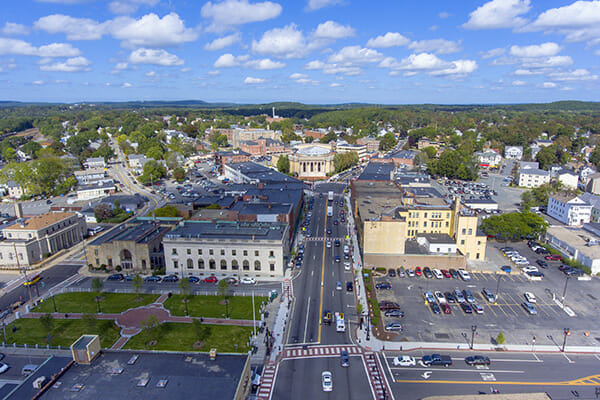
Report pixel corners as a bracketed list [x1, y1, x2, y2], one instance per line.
[504, 146, 523, 160]
[289, 144, 335, 180]
[547, 193, 592, 226]
[518, 168, 550, 188]
[163, 221, 290, 278]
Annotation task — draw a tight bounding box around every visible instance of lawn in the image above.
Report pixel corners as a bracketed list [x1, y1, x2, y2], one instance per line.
[123, 322, 253, 353]
[5, 318, 120, 349]
[163, 294, 267, 320]
[33, 292, 159, 314]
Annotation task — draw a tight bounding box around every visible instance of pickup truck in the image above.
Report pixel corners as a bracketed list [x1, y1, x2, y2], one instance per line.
[422, 354, 452, 367]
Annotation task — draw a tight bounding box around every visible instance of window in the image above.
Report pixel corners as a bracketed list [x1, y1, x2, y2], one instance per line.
[423, 222, 427, 227]
[243, 260, 250, 270]
[461, 228, 466, 235]
[270, 264, 275, 271]
[95, 258, 99, 265]
[221, 249, 225, 256]
[209, 259, 216, 269]
[173, 260, 178, 269]
[446, 222, 449, 228]
[243, 250, 248, 256]
[232, 249, 236, 256]
[198, 259, 205, 269]
[254, 260, 261, 271]
[171, 248, 177, 255]
[468, 228, 472, 235]
[220, 260, 227, 270]
[209, 249, 214, 255]
[255, 250, 259, 257]
[198, 249, 203, 255]
[476, 253, 480, 259]
[231, 260, 239, 270]
[94, 249, 98, 256]
[187, 249, 191, 255]
[269, 250, 274, 257]
[460, 240, 465, 245]
[424, 212, 428, 218]
[187, 259, 193, 269]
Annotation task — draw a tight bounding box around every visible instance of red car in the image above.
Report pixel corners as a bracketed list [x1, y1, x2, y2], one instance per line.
[545, 254, 561, 261]
[441, 304, 452, 314]
[441, 269, 451, 278]
[415, 267, 422, 276]
[203, 276, 218, 283]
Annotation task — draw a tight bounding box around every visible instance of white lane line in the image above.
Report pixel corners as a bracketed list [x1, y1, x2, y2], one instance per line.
[489, 358, 543, 363]
[562, 353, 575, 364]
[303, 297, 310, 343]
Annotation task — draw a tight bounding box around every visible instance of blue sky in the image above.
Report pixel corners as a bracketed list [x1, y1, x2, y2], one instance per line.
[1, 0, 600, 104]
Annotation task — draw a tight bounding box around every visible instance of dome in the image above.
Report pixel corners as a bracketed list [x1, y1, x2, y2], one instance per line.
[296, 145, 331, 156]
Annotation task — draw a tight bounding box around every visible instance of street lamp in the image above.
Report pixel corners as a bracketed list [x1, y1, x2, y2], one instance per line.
[532, 336, 536, 352]
[51, 294, 57, 312]
[365, 312, 370, 341]
[561, 276, 571, 309]
[562, 328, 570, 352]
[470, 325, 477, 350]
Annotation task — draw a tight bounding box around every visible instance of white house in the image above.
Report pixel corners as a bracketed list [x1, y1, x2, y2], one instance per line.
[579, 193, 600, 223]
[76, 179, 116, 201]
[504, 146, 523, 160]
[530, 144, 542, 160]
[84, 157, 106, 169]
[556, 168, 579, 190]
[547, 193, 592, 226]
[519, 161, 539, 170]
[518, 168, 550, 188]
[475, 150, 502, 167]
[74, 168, 106, 185]
[580, 165, 597, 184]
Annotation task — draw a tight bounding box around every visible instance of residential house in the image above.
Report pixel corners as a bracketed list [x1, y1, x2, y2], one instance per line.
[517, 168, 550, 188]
[504, 146, 523, 160]
[547, 193, 592, 226]
[6, 181, 25, 198]
[84, 157, 106, 169]
[475, 150, 502, 167]
[586, 173, 600, 195]
[580, 165, 597, 184]
[74, 168, 106, 185]
[76, 179, 116, 201]
[556, 168, 579, 189]
[579, 193, 600, 223]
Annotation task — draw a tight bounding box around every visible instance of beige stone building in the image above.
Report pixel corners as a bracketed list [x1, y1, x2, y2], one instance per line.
[289, 144, 335, 180]
[0, 209, 86, 267]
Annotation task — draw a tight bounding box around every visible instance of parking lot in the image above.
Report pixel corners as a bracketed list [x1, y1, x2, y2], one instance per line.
[374, 241, 600, 348]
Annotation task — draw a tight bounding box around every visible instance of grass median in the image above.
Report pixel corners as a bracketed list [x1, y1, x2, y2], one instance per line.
[123, 322, 254, 353]
[33, 292, 160, 314]
[4, 318, 120, 348]
[163, 295, 267, 320]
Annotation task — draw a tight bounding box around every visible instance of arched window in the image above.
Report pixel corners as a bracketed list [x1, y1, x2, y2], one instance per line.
[198, 259, 205, 269]
[187, 259, 193, 269]
[220, 260, 227, 270]
[243, 260, 250, 270]
[209, 259, 216, 269]
[231, 260, 239, 270]
[254, 260, 261, 271]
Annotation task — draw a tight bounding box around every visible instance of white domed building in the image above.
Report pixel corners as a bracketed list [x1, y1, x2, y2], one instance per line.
[289, 144, 335, 180]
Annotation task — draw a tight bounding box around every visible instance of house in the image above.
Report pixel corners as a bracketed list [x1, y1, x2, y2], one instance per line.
[475, 150, 502, 167]
[534, 139, 554, 148]
[519, 161, 539, 170]
[357, 137, 380, 152]
[76, 179, 116, 201]
[530, 144, 542, 160]
[545, 224, 600, 274]
[579, 193, 600, 223]
[517, 168, 550, 188]
[335, 142, 368, 161]
[6, 181, 25, 198]
[504, 146, 523, 160]
[384, 149, 418, 168]
[74, 168, 106, 185]
[586, 173, 600, 195]
[84, 157, 106, 169]
[547, 193, 592, 226]
[579, 165, 597, 184]
[556, 168, 579, 190]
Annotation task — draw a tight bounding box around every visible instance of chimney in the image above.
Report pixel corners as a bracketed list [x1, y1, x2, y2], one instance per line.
[14, 202, 23, 219]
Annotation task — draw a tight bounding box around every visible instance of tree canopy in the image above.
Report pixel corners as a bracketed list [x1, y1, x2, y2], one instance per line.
[479, 211, 548, 240]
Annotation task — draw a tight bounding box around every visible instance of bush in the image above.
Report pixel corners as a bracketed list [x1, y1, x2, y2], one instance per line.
[365, 284, 372, 293]
[496, 332, 505, 345]
[152, 267, 166, 276]
[43, 252, 52, 259]
[115, 265, 122, 272]
[368, 298, 380, 326]
[375, 267, 386, 272]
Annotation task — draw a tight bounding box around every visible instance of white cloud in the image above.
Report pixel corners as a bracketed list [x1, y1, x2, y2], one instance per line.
[330, 82, 341, 87]
[0, 38, 38, 56]
[542, 82, 557, 88]
[438, 11, 452, 19]
[32, 80, 44, 85]
[305, 60, 325, 70]
[304, 59, 361, 75]
[252, 24, 307, 59]
[366, 32, 410, 48]
[290, 73, 307, 79]
[313, 21, 354, 39]
[2, 23, 30, 36]
[294, 78, 318, 85]
[431, 59, 478, 76]
[307, 0, 342, 11]
[513, 68, 541, 75]
[114, 62, 128, 70]
[201, 0, 282, 32]
[548, 69, 598, 81]
[509, 42, 560, 57]
[408, 39, 462, 54]
[34, 14, 107, 40]
[327, 45, 384, 64]
[528, 1, 600, 43]
[109, 0, 159, 14]
[214, 53, 242, 68]
[207, 70, 220, 76]
[35, 0, 91, 3]
[463, 0, 531, 30]
[244, 76, 266, 84]
[245, 58, 285, 69]
[37, 43, 81, 57]
[512, 80, 526, 86]
[145, 70, 156, 77]
[380, 52, 477, 77]
[111, 13, 198, 48]
[121, 82, 132, 87]
[40, 56, 91, 72]
[520, 55, 573, 68]
[479, 48, 505, 59]
[129, 48, 184, 66]
[204, 33, 241, 51]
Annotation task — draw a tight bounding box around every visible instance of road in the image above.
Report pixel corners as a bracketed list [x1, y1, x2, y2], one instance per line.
[383, 349, 600, 399]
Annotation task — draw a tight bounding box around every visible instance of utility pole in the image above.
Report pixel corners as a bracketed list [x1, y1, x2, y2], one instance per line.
[471, 325, 477, 350]
[561, 276, 571, 309]
[562, 328, 570, 352]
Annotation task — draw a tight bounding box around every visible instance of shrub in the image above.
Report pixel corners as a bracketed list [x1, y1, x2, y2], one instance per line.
[496, 332, 505, 345]
[375, 267, 386, 272]
[115, 265, 122, 272]
[152, 267, 166, 276]
[365, 284, 372, 293]
[368, 298, 380, 326]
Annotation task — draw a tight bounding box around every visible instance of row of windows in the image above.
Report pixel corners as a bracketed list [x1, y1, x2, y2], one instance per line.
[460, 239, 482, 246]
[409, 221, 450, 228]
[408, 212, 450, 219]
[172, 248, 275, 257]
[461, 228, 474, 235]
[407, 229, 445, 236]
[174, 259, 276, 272]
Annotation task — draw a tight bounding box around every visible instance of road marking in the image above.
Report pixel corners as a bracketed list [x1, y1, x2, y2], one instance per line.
[317, 201, 328, 344]
[395, 374, 600, 386]
[481, 373, 496, 381]
[422, 371, 432, 379]
[490, 358, 542, 363]
[303, 297, 310, 343]
[562, 353, 575, 363]
[391, 367, 525, 374]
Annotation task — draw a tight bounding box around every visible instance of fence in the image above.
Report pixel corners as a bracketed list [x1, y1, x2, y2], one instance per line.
[53, 286, 274, 298]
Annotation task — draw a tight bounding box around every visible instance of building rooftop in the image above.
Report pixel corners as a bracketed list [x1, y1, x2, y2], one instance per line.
[463, 198, 498, 205]
[547, 225, 600, 259]
[72, 335, 97, 350]
[420, 233, 455, 244]
[74, 168, 105, 177]
[228, 162, 301, 185]
[518, 168, 549, 176]
[3, 212, 75, 231]
[295, 145, 331, 156]
[230, 201, 292, 216]
[37, 351, 249, 400]
[89, 222, 171, 246]
[353, 181, 404, 222]
[85, 157, 105, 163]
[165, 220, 287, 241]
[550, 192, 581, 204]
[385, 149, 417, 159]
[357, 162, 395, 181]
[77, 179, 115, 192]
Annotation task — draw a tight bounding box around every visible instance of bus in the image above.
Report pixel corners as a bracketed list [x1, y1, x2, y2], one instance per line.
[328, 191, 334, 201]
[335, 312, 345, 333]
[24, 274, 41, 286]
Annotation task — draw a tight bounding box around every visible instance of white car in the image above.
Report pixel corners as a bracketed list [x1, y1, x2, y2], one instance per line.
[521, 266, 538, 273]
[524, 292, 537, 303]
[0, 363, 8, 374]
[326, 241, 332, 248]
[393, 356, 416, 367]
[322, 371, 333, 392]
[344, 262, 351, 271]
[240, 277, 256, 284]
[514, 259, 530, 265]
[432, 269, 443, 279]
[458, 269, 471, 281]
[434, 291, 446, 304]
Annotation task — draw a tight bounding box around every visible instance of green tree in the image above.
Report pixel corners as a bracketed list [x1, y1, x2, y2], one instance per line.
[132, 274, 143, 295]
[91, 277, 103, 313]
[479, 211, 548, 240]
[217, 279, 230, 319]
[192, 318, 211, 342]
[276, 155, 290, 174]
[138, 160, 166, 184]
[333, 151, 359, 173]
[2, 147, 16, 161]
[179, 278, 192, 316]
[141, 314, 161, 343]
[94, 204, 114, 222]
[423, 146, 437, 159]
[165, 152, 182, 170]
[589, 146, 600, 169]
[146, 146, 164, 161]
[22, 141, 42, 158]
[304, 136, 314, 143]
[153, 205, 180, 217]
[319, 131, 337, 143]
[173, 167, 186, 182]
[92, 144, 115, 162]
[379, 132, 397, 151]
[496, 332, 505, 345]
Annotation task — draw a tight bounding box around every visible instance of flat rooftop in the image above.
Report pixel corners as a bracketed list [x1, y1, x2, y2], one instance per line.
[357, 162, 394, 181]
[547, 225, 600, 259]
[352, 181, 404, 222]
[38, 351, 248, 400]
[89, 222, 171, 246]
[165, 220, 287, 241]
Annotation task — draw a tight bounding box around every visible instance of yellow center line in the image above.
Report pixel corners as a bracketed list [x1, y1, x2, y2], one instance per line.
[317, 198, 329, 343]
[116, 169, 159, 207]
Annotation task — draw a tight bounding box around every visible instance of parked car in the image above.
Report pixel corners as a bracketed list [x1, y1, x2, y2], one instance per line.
[203, 276, 218, 283]
[449, 269, 459, 279]
[415, 267, 422, 276]
[465, 355, 490, 366]
[444, 292, 456, 303]
[458, 269, 471, 281]
[473, 304, 484, 314]
[388, 269, 396, 277]
[500, 265, 512, 273]
[407, 268, 415, 277]
[524, 292, 537, 303]
[460, 303, 473, 313]
[393, 356, 416, 367]
[434, 291, 446, 304]
[107, 273, 124, 281]
[522, 301, 538, 315]
[385, 322, 403, 331]
[144, 275, 161, 282]
[536, 260, 548, 268]
[545, 254, 562, 261]
[482, 288, 496, 302]
[432, 269, 443, 279]
[162, 275, 179, 282]
[397, 268, 406, 278]
[378, 301, 401, 310]
[454, 289, 466, 303]
[430, 303, 441, 314]
[188, 276, 200, 283]
[462, 290, 475, 303]
[423, 291, 436, 303]
[440, 303, 452, 314]
[423, 267, 433, 279]
[376, 282, 392, 290]
[223, 277, 238, 285]
[441, 269, 451, 278]
[384, 309, 404, 318]
[422, 354, 452, 367]
[346, 281, 353, 292]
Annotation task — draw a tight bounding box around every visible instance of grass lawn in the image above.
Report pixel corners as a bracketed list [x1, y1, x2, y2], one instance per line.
[123, 322, 253, 353]
[33, 292, 159, 314]
[5, 318, 120, 349]
[163, 295, 267, 320]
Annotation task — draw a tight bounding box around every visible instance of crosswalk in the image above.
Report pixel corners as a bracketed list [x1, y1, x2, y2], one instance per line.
[256, 364, 277, 400]
[363, 352, 393, 400]
[283, 344, 362, 359]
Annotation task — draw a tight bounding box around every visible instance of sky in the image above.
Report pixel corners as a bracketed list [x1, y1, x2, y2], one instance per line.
[1, 0, 600, 104]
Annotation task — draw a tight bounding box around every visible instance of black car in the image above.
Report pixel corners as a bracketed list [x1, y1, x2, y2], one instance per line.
[378, 301, 401, 310]
[327, 228, 332, 235]
[333, 220, 338, 225]
[423, 267, 433, 279]
[334, 240, 341, 247]
[335, 255, 341, 263]
[340, 350, 350, 367]
[430, 303, 441, 314]
[449, 269, 459, 279]
[460, 303, 473, 313]
[322, 310, 332, 325]
[376, 282, 392, 290]
[384, 309, 404, 317]
[144, 275, 161, 282]
[444, 292, 456, 303]
[163, 275, 179, 282]
[465, 355, 490, 366]
[107, 273, 124, 281]
[346, 281, 353, 292]
[388, 269, 396, 277]
[536, 260, 548, 268]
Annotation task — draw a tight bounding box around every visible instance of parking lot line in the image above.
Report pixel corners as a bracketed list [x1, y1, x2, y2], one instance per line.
[504, 293, 525, 316]
[543, 304, 562, 317]
[493, 301, 509, 317]
[486, 301, 498, 317]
